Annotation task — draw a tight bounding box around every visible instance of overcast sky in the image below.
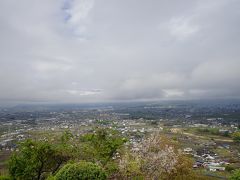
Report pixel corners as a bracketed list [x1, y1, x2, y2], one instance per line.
[0, 0, 240, 104]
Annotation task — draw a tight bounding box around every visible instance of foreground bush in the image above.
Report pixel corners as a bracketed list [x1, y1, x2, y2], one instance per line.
[9, 132, 74, 180]
[230, 169, 240, 180]
[0, 176, 11, 180]
[54, 162, 107, 180]
[232, 132, 240, 143]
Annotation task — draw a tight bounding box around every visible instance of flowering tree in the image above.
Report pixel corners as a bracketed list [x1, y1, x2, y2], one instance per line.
[137, 133, 193, 179]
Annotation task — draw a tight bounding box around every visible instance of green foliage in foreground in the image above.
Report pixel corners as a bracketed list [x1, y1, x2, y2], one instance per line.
[79, 128, 127, 166]
[8, 131, 74, 180]
[232, 132, 240, 143]
[0, 175, 11, 180]
[230, 169, 240, 180]
[54, 162, 107, 180]
[7, 128, 238, 180]
[7, 128, 126, 179]
[226, 165, 236, 172]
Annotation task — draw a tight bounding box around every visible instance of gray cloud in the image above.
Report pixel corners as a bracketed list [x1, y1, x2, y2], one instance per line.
[0, 0, 240, 104]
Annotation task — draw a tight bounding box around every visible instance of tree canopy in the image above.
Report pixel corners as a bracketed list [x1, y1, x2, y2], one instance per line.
[230, 169, 240, 180]
[8, 131, 74, 180]
[232, 131, 240, 143]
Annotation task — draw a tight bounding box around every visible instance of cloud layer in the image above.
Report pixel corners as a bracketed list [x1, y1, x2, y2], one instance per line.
[0, 0, 240, 103]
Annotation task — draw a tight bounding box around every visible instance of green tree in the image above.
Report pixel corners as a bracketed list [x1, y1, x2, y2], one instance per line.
[0, 176, 11, 180]
[78, 128, 127, 177]
[226, 165, 235, 172]
[232, 132, 240, 143]
[9, 138, 71, 180]
[54, 161, 107, 180]
[60, 130, 74, 145]
[230, 169, 240, 180]
[79, 128, 126, 166]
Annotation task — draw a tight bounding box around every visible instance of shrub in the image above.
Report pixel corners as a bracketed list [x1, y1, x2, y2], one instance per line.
[232, 132, 240, 143]
[54, 161, 107, 180]
[0, 176, 11, 180]
[230, 169, 240, 180]
[226, 165, 235, 172]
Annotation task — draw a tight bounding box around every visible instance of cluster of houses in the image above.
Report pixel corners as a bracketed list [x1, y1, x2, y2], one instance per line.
[184, 147, 229, 172]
